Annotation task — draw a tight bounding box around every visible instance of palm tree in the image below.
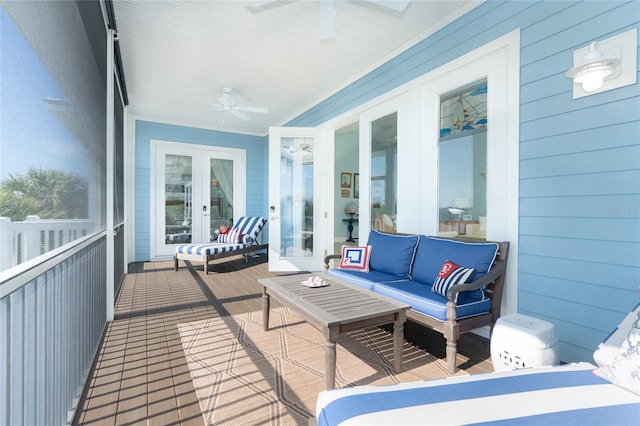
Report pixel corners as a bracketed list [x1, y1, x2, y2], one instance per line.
[0, 168, 88, 221]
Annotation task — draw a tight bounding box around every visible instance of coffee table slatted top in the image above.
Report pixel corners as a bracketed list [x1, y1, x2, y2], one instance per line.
[259, 273, 410, 328]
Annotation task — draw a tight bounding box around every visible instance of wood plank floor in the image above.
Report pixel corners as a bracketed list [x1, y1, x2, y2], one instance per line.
[74, 253, 493, 425]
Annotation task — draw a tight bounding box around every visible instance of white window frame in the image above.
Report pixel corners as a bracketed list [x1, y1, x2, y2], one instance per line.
[420, 31, 520, 315]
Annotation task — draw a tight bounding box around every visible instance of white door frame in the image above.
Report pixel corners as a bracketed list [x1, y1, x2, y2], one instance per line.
[268, 127, 331, 271]
[150, 140, 246, 259]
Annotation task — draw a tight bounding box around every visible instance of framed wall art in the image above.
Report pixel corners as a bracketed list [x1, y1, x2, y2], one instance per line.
[340, 172, 352, 188]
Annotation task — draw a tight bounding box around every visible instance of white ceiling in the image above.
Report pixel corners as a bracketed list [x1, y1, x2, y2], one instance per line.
[112, 0, 479, 136]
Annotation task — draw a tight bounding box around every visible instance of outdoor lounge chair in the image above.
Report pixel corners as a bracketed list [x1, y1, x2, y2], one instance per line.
[174, 216, 267, 274]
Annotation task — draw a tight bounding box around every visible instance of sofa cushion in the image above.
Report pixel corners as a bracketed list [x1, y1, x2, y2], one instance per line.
[431, 260, 477, 302]
[367, 230, 419, 279]
[373, 281, 489, 321]
[411, 236, 499, 285]
[326, 268, 405, 291]
[339, 245, 372, 272]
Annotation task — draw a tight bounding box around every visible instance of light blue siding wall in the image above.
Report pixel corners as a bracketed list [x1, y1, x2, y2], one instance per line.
[134, 120, 267, 261]
[285, 1, 640, 362]
[518, 1, 640, 362]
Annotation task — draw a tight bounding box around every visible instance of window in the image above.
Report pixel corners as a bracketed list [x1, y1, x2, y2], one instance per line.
[438, 80, 487, 239]
[370, 112, 398, 233]
[0, 2, 107, 272]
[279, 137, 314, 257]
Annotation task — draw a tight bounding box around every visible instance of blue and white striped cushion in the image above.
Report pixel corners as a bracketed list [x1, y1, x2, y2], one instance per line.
[315, 363, 640, 426]
[233, 216, 267, 244]
[175, 242, 244, 256]
[431, 259, 476, 302]
[218, 227, 242, 243]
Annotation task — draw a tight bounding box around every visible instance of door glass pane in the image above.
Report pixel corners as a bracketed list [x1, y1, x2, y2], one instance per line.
[210, 158, 233, 240]
[280, 137, 314, 257]
[371, 112, 397, 233]
[438, 80, 487, 239]
[164, 154, 192, 244]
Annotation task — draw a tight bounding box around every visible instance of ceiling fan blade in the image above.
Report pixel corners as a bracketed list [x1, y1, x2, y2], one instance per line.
[368, 0, 410, 13]
[319, 0, 335, 40]
[229, 108, 251, 121]
[234, 105, 269, 114]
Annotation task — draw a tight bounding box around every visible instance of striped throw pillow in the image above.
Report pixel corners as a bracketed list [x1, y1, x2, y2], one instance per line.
[431, 260, 476, 302]
[218, 227, 242, 244]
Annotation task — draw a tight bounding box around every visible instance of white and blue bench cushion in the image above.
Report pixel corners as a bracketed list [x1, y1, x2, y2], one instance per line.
[316, 362, 640, 426]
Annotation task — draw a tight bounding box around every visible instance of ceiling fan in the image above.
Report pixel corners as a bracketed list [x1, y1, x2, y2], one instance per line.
[247, 0, 410, 40]
[213, 87, 269, 122]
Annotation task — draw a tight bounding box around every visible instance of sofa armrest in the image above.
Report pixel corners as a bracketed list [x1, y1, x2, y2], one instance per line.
[324, 254, 342, 272]
[446, 257, 507, 303]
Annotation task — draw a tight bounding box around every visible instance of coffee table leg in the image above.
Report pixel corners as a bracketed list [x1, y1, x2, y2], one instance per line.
[262, 287, 270, 331]
[393, 310, 407, 373]
[324, 327, 339, 390]
[325, 340, 336, 390]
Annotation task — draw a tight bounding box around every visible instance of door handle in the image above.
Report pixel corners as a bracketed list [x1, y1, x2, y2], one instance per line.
[269, 205, 278, 220]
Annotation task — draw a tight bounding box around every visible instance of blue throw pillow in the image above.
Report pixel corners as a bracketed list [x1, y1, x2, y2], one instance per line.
[366, 230, 419, 279]
[412, 236, 498, 285]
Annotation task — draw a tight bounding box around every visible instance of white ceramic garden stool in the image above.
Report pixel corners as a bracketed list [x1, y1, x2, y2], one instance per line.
[491, 313, 559, 372]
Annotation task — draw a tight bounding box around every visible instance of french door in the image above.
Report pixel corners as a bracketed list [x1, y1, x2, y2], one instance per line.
[151, 141, 245, 258]
[268, 127, 330, 271]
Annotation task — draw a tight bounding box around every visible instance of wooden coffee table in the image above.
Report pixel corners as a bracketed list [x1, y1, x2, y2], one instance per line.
[258, 273, 410, 390]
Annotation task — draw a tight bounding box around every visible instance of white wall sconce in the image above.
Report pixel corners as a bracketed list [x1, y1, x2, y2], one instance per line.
[567, 28, 637, 99]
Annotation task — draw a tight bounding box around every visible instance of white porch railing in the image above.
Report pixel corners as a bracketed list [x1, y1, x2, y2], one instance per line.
[0, 216, 95, 273]
[0, 233, 107, 426]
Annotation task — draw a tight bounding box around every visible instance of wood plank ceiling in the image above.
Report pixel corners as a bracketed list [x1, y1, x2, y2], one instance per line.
[112, 0, 479, 135]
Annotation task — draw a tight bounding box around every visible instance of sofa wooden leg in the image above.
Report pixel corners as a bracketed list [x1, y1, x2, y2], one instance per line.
[446, 339, 458, 374]
[444, 301, 460, 374]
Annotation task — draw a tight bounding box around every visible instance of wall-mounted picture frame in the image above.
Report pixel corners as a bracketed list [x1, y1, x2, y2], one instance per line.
[341, 189, 350, 198]
[340, 172, 352, 188]
[353, 173, 359, 198]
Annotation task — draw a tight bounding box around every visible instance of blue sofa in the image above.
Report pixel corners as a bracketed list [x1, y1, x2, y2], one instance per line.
[324, 230, 509, 374]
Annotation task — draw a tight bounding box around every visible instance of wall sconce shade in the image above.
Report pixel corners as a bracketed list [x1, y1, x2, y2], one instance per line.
[567, 29, 637, 99]
[566, 42, 620, 92]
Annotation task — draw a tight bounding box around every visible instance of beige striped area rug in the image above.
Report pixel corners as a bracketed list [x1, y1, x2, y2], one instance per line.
[177, 306, 464, 425]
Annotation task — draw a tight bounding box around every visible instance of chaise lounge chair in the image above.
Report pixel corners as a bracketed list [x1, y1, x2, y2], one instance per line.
[174, 216, 267, 274]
